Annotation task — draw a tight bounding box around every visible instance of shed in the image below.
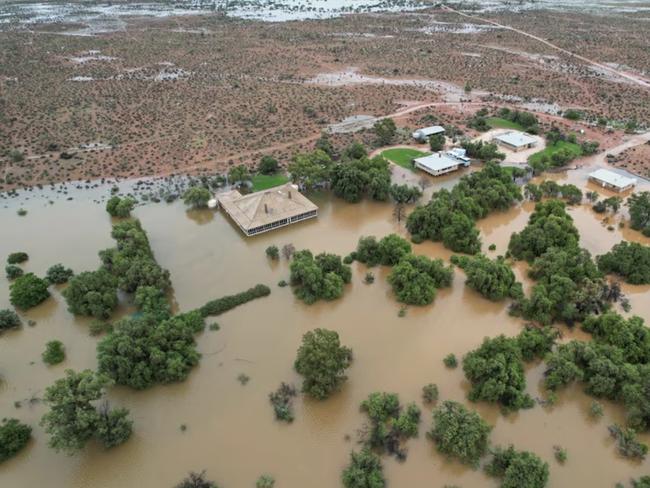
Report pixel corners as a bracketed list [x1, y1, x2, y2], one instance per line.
[412, 126, 445, 142]
[588, 169, 636, 192]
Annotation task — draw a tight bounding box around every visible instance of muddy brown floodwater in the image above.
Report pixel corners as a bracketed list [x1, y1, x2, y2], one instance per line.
[1, 163, 650, 488]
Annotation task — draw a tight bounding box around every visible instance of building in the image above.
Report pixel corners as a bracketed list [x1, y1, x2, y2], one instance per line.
[588, 169, 637, 192]
[412, 125, 445, 142]
[414, 149, 471, 177]
[217, 183, 318, 236]
[493, 131, 538, 152]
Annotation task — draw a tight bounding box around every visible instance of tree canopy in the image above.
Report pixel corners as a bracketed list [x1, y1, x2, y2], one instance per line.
[45, 264, 74, 284]
[182, 186, 211, 209]
[353, 234, 412, 267]
[290, 250, 351, 304]
[628, 192, 650, 236]
[342, 449, 385, 488]
[597, 241, 650, 285]
[330, 155, 391, 203]
[485, 445, 549, 488]
[288, 149, 332, 189]
[387, 254, 453, 305]
[0, 418, 31, 463]
[63, 269, 118, 320]
[373, 118, 396, 146]
[258, 155, 280, 175]
[294, 328, 352, 400]
[9, 273, 50, 310]
[452, 254, 522, 301]
[106, 196, 136, 218]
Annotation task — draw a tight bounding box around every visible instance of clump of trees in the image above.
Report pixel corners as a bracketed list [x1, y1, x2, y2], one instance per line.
[106, 196, 136, 218]
[63, 269, 118, 319]
[45, 264, 74, 284]
[269, 382, 297, 422]
[360, 392, 421, 460]
[0, 309, 21, 332]
[373, 118, 396, 146]
[352, 234, 412, 267]
[288, 149, 332, 190]
[407, 163, 522, 253]
[228, 164, 251, 186]
[0, 418, 31, 463]
[330, 155, 392, 203]
[544, 312, 650, 431]
[508, 200, 579, 262]
[289, 250, 351, 304]
[200, 284, 271, 316]
[597, 241, 650, 285]
[258, 155, 279, 175]
[451, 254, 522, 301]
[42, 340, 65, 365]
[524, 181, 582, 205]
[461, 140, 506, 161]
[342, 448, 385, 488]
[389, 184, 422, 204]
[9, 273, 50, 310]
[627, 192, 650, 236]
[429, 400, 491, 466]
[497, 108, 540, 133]
[5, 264, 23, 280]
[40, 369, 132, 454]
[7, 252, 28, 264]
[609, 424, 648, 460]
[387, 254, 453, 305]
[182, 186, 212, 208]
[294, 328, 352, 400]
[485, 445, 549, 488]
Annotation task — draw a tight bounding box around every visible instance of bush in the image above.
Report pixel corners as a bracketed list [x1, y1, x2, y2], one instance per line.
[7, 252, 28, 264]
[265, 245, 279, 260]
[0, 418, 32, 463]
[342, 449, 385, 488]
[452, 254, 521, 301]
[597, 241, 650, 284]
[609, 424, 648, 460]
[269, 382, 297, 422]
[63, 269, 118, 319]
[374, 118, 396, 146]
[390, 184, 422, 204]
[422, 384, 439, 404]
[443, 353, 458, 368]
[175, 471, 219, 488]
[182, 186, 211, 208]
[627, 192, 650, 235]
[294, 328, 352, 399]
[200, 284, 271, 316]
[485, 445, 549, 488]
[5, 264, 23, 280]
[0, 309, 21, 332]
[95, 404, 133, 449]
[9, 273, 50, 310]
[256, 475, 275, 488]
[430, 400, 491, 466]
[387, 254, 453, 306]
[45, 264, 74, 284]
[258, 155, 280, 175]
[42, 340, 65, 365]
[106, 196, 136, 218]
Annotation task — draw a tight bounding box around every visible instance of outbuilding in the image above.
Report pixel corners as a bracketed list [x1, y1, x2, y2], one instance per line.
[493, 131, 538, 152]
[588, 169, 637, 192]
[412, 126, 445, 142]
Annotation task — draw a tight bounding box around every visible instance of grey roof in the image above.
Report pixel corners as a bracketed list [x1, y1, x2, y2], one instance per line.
[413, 126, 445, 137]
[589, 169, 637, 189]
[414, 152, 462, 172]
[494, 131, 537, 148]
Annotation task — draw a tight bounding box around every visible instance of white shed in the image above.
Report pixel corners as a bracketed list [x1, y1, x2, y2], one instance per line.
[412, 126, 445, 142]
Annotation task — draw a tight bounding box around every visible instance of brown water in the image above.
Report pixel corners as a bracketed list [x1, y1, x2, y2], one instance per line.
[1, 168, 650, 488]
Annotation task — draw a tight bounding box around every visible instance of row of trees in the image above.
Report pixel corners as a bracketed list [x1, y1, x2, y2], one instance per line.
[524, 181, 583, 206]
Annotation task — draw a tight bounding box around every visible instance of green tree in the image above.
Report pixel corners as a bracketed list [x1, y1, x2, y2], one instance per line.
[430, 400, 491, 466]
[485, 445, 549, 488]
[289, 250, 351, 304]
[442, 212, 481, 254]
[183, 186, 211, 209]
[342, 449, 386, 488]
[294, 328, 352, 399]
[42, 340, 66, 365]
[429, 133, 445, 152]
[387, 254, 453, 305]
[0, 309, 21, 332]
[258, 155, 279, 175]
[228, 164, 251, 186]
[377, 234, 412, 266]
[389, 184, 422, 204]
[5, 264, 23, 280]
[45, 264, 74, 284]
[288, 149, 332, 190]
[0, 418, 32, 463]
[95, 403, 133, 449]
[63, 269, 118, 320]
[106, 196, 136, 218]
[627, 192, 650, 235]
[373, 118, 396, 146]
[9, 273, 50, 310]
[452, 254, 522, 301]
[597, 241, 650, 285]
[7, 252, 28, 264]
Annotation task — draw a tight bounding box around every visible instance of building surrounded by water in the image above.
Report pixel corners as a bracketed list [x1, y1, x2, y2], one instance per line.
[588, 168, 637, 192]
[413, 149, 471, 176]
[217, 183, 318, 236]
[493, 131, 538, 152]
[412, 125, 445, 142]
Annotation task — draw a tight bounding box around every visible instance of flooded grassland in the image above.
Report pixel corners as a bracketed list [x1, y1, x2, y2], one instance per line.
[1, 167, 650, 487]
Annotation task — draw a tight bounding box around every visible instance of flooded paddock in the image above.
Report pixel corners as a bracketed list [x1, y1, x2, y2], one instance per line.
[1, 165, 650, 488]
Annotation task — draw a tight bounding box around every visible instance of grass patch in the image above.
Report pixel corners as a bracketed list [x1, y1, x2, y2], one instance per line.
[251, 174, 290, 192]
[381, 148, 430, 170]
[528, 140, 583, 166]
[486, 117, 525, 131]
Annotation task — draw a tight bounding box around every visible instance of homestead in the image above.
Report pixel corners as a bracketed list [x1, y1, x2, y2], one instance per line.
[493, 131, 538, 152]
[588, 168, 637, 192]
[412, 125, 445, 142]
[414, 149, 471, 176]
[217, 183, 318, 236]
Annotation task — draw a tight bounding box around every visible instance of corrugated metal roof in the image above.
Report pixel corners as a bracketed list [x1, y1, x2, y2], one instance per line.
[414, 152, 462, 172]
[494, 131, 537, 148]
[589, 169, 637, 189]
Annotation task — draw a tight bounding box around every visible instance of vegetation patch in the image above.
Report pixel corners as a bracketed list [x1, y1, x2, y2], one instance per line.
[597, 241, 650, 285]
[289, 250, 351, 304]
[9, 273, 50, 310]
[387, 254, 453, 306]
[251, 173, 290, 192]
[451, 254, 522, 301]
[381, 148, 429, 170]
[200, 284, 271, 316]
[0, 418, 31, 463]
[485, 445, 549, 488]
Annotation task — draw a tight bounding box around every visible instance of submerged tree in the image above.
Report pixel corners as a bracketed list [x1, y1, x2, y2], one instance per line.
[485, 445, 549, 488]
[342, 448, 386, 488]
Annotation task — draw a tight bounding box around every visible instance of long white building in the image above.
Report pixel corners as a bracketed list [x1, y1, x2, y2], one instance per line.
[414, 149, 471, 176]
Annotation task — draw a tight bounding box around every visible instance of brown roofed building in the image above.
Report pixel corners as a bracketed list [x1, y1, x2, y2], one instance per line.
[217, 183, 318, 236]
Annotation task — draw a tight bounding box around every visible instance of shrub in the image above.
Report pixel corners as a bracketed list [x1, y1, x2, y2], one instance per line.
[258, 155, 279, 175]
[0, 418, 32, 463]
[452, 254, 522, 301]
[422, 384, 439, 404]
[374, 118, 396, 145]
[95, 403, 133, 449]
[9, 273, 50, 310]
[609, 424, 648, 460]
[294, 328, 352, 399]
[430, 400, 491, 466]
[342, 449, 385, 488]
[175, 471, 219, 488]
[443, 353, 458, 368]
[45, 264, 74, 284]
[106, 196, 136, 218]
[256, 475, 275, 488]
[627, 192, 650, 235]
[7, 252, 28, 264]
[269, 382, 297, 422]
[182, 186, 211, 208]
[0, 309, 21, 332]
[265, 245, 279, 260]
[590, 401, 604, 418]
[42, 340, 65, 365]
[553, 445, 567, 464]
[63, 269, 118, 319]
[597, 241, 650, 284]
[200, 284, 271, 316]
[485, 445, 549, 488]
[5, 264, 23, 280]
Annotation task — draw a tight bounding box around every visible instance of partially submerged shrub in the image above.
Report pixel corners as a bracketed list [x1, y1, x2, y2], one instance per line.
[9, 273, 50, 310]
[0, 418, 32, 463]
[42, 340, 65, 365]
[269, 382, 297, 422]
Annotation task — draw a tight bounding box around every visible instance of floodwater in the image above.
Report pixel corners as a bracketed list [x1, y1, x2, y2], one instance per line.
[1, 165, 650, 488]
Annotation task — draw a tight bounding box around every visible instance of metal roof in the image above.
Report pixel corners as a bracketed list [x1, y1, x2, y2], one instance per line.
[494, 131, 537, 148]
[589, 169, 637, 189]
[413, 126, 445, 137]
[414, 152, 462, 172]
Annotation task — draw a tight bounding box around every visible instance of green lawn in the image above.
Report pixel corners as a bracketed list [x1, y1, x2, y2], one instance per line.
[381, 148, 430, 170]
[251, 174, 290, 192]
[528, 140, 583, 166]
[486, 117, 525, 131]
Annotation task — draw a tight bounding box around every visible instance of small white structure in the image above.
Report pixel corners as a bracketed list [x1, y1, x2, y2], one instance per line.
[493, 131, 538, 152]
[414, 150, 471, 177]
[589, 169, 637, 192]
[412, 126, 445, 142]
